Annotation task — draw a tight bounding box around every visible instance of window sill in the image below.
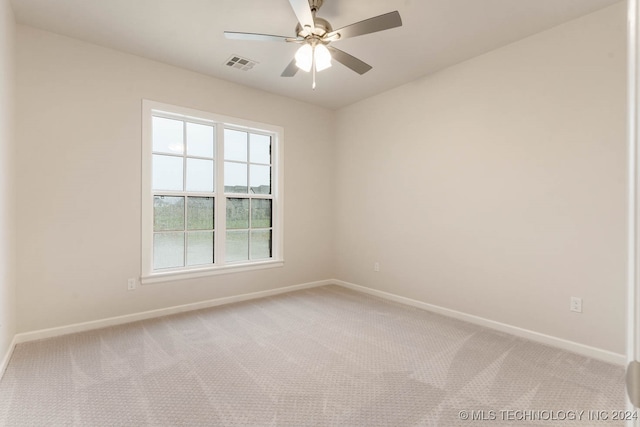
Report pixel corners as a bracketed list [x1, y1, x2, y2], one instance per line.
[140, 260, 284, 285]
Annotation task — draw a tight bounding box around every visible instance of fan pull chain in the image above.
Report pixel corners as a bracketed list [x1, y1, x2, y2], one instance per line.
[312, 46, 317, 89]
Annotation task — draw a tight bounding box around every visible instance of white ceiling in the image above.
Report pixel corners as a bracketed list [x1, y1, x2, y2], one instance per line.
[11, 0, 622, 109]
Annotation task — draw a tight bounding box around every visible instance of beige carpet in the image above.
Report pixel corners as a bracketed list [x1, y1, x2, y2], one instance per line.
[0, 285, 625, 426]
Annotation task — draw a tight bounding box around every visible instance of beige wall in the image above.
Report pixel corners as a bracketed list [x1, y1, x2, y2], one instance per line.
[334, 3, 627, 353]
[14, 26, 335, 332]
[0, 0, 16, 361]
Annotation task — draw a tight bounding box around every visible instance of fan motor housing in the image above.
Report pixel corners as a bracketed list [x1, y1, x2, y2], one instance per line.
[296, 17, 333, 38]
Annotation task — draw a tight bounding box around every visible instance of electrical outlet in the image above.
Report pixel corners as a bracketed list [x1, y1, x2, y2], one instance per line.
[127, 278, 137, 291]
[374, 262, 380, 272]
[570, 296, 582, 313]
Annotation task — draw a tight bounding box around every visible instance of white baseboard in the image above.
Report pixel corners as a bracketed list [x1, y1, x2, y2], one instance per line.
[0, 334, 17, 379]
[7, 278, 625, 369]
[334, 279, 626, 366]
[14, 280, 331, 344]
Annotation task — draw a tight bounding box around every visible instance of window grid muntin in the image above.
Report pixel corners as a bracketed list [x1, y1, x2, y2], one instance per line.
[225, 196, 273, 264]
[152, 194, 215, 270]
[223, 127, 273, 196]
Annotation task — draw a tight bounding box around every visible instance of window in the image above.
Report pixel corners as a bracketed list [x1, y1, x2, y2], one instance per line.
[141, 100, 283, 283]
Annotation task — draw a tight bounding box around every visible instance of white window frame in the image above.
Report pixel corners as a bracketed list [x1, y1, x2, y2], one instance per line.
[141, 100, 284, 284]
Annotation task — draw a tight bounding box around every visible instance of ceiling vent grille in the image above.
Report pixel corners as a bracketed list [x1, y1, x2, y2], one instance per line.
[225, 55, 258, 71]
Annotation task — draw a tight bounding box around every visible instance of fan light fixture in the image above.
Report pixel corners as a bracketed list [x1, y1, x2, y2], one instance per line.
[314, 44, 332, 71]
[294, 44, 313, 72]
[294, 41, 332, 88]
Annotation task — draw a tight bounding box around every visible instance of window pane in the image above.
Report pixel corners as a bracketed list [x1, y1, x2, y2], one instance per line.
[251, 230, 272, 260]
[187, 197, 214, 230]
[153, 155, 183, 191]
[154, 232, 185, 269]
[186, 158, 214, 192]
[226, 198, 249, 229]
[250, 165, 271, 194]
[224, 129, 247, 162]
[154, 196, 185, 231]
[187, 231, 214, 266]
[251, 199, 272, 228]
[153, 117, 184, 154]
[226, 230, 249, 262]
[224, 162, 248, 193]
[186, 122, 214, 158]
[250, 134, 271, 164]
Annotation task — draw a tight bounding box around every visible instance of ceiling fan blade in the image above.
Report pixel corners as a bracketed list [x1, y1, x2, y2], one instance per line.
[281, 58, 299, 77]
[288, 0, 315, 30]
[326, 11, 402, 40]
[224, 31, 291, 42]
[327, 46, 372, 75]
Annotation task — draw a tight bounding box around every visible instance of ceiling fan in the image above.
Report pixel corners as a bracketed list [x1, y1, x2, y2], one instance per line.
[224, 0, 402, 89]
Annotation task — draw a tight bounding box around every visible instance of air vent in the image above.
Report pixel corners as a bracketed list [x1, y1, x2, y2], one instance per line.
[225, 55, 258, 71]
